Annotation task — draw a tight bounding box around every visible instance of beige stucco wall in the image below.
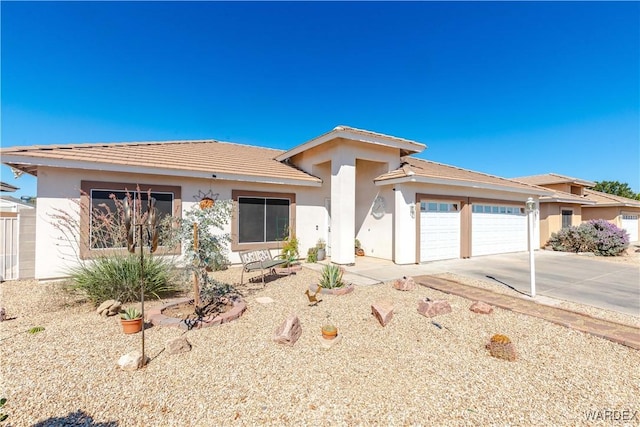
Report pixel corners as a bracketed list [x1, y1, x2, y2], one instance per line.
[34, 166, 328, 279]
[538, 203, 583, 247]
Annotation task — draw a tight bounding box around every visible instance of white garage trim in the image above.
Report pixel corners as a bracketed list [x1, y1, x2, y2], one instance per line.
[472, 203, 527, 256]
[621, 214, 639, 242]
[420, 201, 461, 262]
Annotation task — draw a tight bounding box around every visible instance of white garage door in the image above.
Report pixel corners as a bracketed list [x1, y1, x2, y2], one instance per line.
[472, 204, 527, 256]
[621, 214, 639, 242]
[420, 201, 460, 262]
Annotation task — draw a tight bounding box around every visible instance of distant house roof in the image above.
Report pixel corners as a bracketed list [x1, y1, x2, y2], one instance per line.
[583, 189, 640, 208]
[0, 182, 18, 192]
[512, 173, 595, 187]
[0, 140, 322, 187]
[375, 157, 552, 195]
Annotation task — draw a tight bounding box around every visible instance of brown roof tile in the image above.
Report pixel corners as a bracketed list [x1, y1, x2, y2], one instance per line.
[583, 189, 640, 207]
[512, 173, 595, 187]
[1, 140, 321, 184]
[376, 157, 550, 193]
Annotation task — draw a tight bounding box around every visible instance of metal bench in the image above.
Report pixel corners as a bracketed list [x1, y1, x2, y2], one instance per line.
[239, 249, 286, 286]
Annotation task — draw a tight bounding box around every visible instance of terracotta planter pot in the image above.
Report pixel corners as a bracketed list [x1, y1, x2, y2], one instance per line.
[321, 325, 338, 340]
[121, 318, 143, 334]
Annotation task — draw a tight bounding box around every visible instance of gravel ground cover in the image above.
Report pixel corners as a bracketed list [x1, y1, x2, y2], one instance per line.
[1, 267, 638, 426]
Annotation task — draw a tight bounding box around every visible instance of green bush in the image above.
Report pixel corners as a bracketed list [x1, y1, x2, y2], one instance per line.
[319, 264, 346, 289]
[68, 254, 181, 305]
[548, 220, 629, 256]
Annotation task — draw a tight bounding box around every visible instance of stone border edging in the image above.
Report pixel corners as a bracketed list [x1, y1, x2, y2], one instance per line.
[147, 297, 247, 330]
[308, 283, 355, 295]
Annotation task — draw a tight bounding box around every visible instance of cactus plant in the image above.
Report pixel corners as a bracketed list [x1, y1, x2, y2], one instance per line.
[318, 264, 345, 289]
[120, 307, 142, 320]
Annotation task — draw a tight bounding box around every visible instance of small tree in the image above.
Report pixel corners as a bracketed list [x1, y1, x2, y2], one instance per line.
[593, 180, 640, 201]
[169, 199, 232, 306]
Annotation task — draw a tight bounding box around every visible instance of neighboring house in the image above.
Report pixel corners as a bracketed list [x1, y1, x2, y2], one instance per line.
[1, 126, 550, 280]
[0, 193, 36, 281]
[513, 173, 640, 245]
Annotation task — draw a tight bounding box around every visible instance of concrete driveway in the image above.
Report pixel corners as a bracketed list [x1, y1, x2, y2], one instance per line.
[333, 251, 640, 316]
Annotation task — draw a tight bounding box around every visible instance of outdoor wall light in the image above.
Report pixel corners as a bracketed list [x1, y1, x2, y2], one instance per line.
[525, 197, 536, 212]
[409, 203, 416, 219]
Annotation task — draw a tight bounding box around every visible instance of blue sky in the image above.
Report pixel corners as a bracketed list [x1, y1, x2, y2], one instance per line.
[2, 1, 638, 198]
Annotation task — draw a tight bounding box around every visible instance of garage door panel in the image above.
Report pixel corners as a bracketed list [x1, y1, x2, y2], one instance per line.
[420, 207, 460, 262]
[621, 215, 639, 242]
[472, 206, 527, 257]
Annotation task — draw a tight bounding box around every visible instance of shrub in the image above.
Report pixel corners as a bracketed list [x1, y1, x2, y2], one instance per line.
[548, 220, 629, 256]
[68, 254, 181, 305]
[318, 264, 346, 289]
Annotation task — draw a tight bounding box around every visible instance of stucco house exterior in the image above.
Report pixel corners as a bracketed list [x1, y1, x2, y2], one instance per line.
[513, 173, 640, 245]
[2, 126, 551, 280]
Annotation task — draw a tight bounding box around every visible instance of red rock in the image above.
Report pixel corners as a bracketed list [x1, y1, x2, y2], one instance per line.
[470, 301, 494, 314]
[393, 276, 416, 291]
[273, 314, 302, 346]
[417, 299, 451, 318]
[487, 341, 517, 362]
[371, 301, 394, 326]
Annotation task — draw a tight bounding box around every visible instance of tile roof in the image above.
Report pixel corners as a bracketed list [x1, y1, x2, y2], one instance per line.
[539, 189, 596, 205]
[1, 140, 321, 184]
[376, 157, 551, 194]
[583, 189, 640, 207]
[512, 173, 595, 187]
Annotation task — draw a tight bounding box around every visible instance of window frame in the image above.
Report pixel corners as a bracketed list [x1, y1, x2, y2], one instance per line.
[231, 189, 296, 251]
[80, 181, 182, 259]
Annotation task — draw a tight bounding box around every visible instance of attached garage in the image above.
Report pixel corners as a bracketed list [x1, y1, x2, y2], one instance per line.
[472, 203, 527, 256]
[621, 214, 639, 242]
[419, 201, 460, 262]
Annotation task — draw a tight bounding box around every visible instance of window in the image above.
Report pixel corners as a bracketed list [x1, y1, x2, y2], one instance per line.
[80, 181, 181, 259]
[562, 210, 573, 228]
[232, 190, 296, 250]
[90, 189, 174, 249]
[422, 201, 459, 212]
[238, 197, 290, 243]
[472, 204, 525, 216]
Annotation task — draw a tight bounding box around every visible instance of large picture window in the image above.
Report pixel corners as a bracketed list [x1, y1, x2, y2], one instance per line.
[80, 181, 181, 259]
[232, 190, 295, 250]
[90, 189, 174, 249]
[238, 197, 290, 243]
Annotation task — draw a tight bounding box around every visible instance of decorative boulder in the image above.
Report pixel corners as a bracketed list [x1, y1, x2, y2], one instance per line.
[393, 276, 416, 291]
[96, 300, 122, 317]
[371, 301, 394, 327]
[273, 314, 302, 346]
[486, 334, 517, 362]
[117, 351, 148, 371]
[469, 301, 494, 315]
[166, 337, 192, 355]
[417, 299, 451, 318]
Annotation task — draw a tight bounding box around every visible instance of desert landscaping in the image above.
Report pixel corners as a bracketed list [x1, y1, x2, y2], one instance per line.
[1, 264, 638, 426]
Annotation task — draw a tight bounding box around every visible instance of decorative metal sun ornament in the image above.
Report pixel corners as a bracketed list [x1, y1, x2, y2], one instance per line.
[194, 189, 219, 209]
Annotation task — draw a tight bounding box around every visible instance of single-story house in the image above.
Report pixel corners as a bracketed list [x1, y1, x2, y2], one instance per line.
[513, 173, 640, 245]
[1, 126, 551, 280]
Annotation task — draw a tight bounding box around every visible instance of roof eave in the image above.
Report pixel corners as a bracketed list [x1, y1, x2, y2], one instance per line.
[540, 196, 597, 205]
[1, 155, 322, 187]
[375, 176, 552, 196]
[275, 127, 426, 161]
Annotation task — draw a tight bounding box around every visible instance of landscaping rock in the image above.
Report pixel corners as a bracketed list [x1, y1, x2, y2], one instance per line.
[117, 351, 148, 371]
[166, 337, 192, 355]
[417, 299, 451, 318]
[318, 334, 342, 349]
[371, 301, 394, 326]
[469, 301, 494, 314]
[486, 335, 517, 362]
[273, 314, 302, 346]
[96, 300, 122, 317]
[0, 307, 5, 322]
[255, 297, 274, 304]
[393, 276, 416, 291]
